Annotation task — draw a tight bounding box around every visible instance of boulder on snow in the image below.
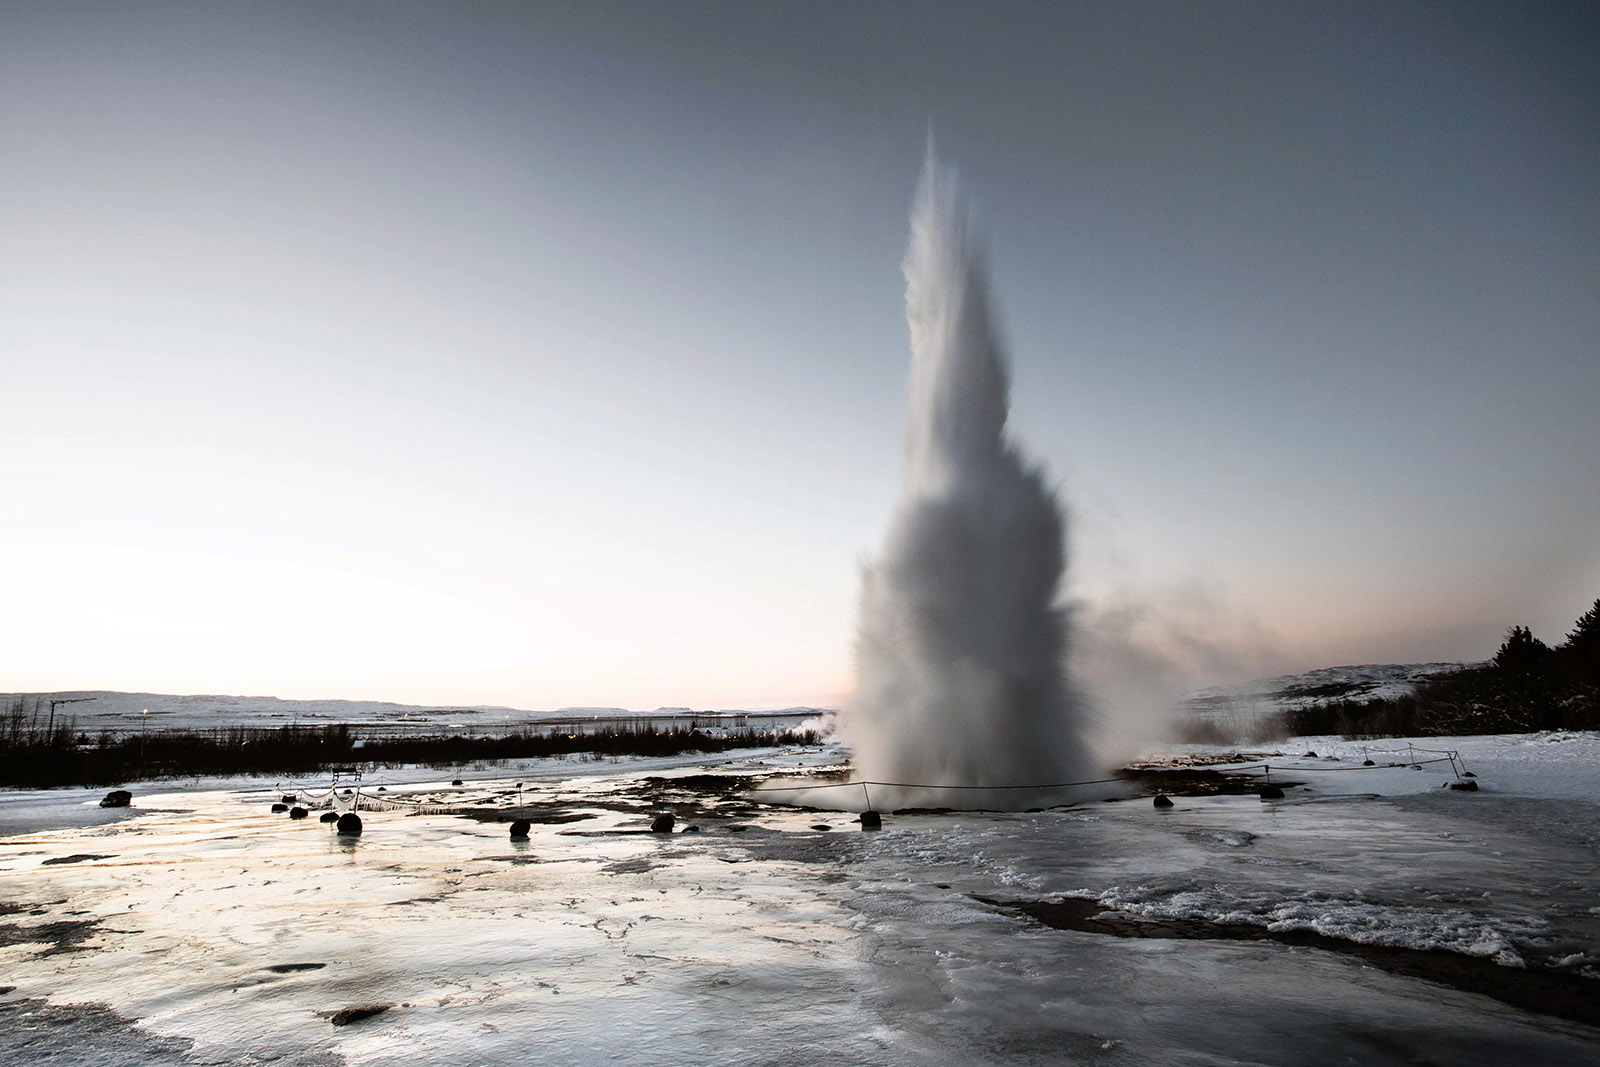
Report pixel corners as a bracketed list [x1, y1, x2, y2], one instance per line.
[99, 790, 132, 808]
[280, 794, 297, 804]
[650, 812, 675, 833]
[1362, 759, 1375, 766]
[1302, 751, 1318, 759]
[329, 1004, 390, 1027]
[289, 806, 309, 820]
[319, 811, 339, 823]
[451, 779, 464, 786]
[508, 819, 531, 840]
[1450, 780, 1479, 792]
[1259, 785, 1285, 800]
[270, 803, 289, 813]
[1152, 794, 1174, 809]
[859, 811, 883, 829]
[336, 813, 363, 835]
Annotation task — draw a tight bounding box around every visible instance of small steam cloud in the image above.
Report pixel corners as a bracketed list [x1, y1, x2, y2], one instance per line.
[1073, 582, 1293, 763]
[836, 150, 1087, 809]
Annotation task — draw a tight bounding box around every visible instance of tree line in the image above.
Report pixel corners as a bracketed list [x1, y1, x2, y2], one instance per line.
[1284, 598, 1600, 737]
[0, 708, 820, 788]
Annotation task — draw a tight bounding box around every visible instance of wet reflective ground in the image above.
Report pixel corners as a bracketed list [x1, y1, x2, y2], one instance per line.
[2, 742, 1598, 1066]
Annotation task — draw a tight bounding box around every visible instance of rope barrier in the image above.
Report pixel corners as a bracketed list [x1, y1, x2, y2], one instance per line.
[753, 755, 1462, 791]
[268, 746, 1475, 819]
[1246, 756, 1458, 772]
[752, 751, 1473, 809]
[753, 775, 1130, 794]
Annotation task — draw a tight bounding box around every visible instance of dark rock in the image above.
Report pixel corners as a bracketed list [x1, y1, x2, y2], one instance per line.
[650, 813, 675, 833]
[329, 1004, 390, 1027]
[681, 825, 701, 834]
[265, 963, 326, 973]
[859, 811, 883, 829]
[1152, 794, 1174, 809]
[1259, 786, 1285, 800]
[811, 824, 832, 831]
[341, 789, 354, 796]
[319, 812, 339, 823]
[1362, 759, 1375, 766]
[1462, 770, 1476, 778]
[1450, 780, 1479, 791]
[99, 790, 132, 809]
[1302, 751, 1318, 759]
[377, 786, 386, 792]
[281, 794, 297, 804]
[336, 813, 363, 835]
[451, 779, 463, 786]
[270, 803, 289, 813]
[508, 819, 531, 840]
[289, 807, 309, 820]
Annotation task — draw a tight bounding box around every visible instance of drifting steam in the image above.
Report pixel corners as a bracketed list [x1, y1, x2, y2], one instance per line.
[838, 150, 1088, 808]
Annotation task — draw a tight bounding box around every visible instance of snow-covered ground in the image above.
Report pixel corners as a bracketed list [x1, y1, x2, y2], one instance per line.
[2, 733, 1598, 1065]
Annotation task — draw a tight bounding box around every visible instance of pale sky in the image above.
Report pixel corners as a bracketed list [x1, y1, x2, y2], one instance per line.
[3, 2, 1596, 710]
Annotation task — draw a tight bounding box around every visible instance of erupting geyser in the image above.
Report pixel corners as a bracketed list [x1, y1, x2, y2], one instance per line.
[839, 150, 1087, 807]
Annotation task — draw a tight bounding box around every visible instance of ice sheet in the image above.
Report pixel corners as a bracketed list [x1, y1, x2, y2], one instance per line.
[2, 734, 1598, 1065]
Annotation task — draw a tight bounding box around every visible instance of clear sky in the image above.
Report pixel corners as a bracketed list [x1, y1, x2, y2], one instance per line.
[3, 2, 1596, 710]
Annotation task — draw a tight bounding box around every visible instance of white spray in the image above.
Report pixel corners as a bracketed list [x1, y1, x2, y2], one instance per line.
[839, 150, 1087, 808]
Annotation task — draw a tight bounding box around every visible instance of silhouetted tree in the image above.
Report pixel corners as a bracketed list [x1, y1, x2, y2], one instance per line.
[1492, 625, 1551, 675]
[1557, 598, 1600, 684]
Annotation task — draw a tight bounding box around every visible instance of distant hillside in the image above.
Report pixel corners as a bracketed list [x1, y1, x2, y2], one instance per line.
[0, 690, 832, 736]
[1280, 600, 1600, 737]
[1180, 598, 1600, 739]
[1177, 663, 1471, 742]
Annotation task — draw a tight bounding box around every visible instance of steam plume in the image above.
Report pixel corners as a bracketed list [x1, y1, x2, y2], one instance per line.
[839, 150, 1087, 807]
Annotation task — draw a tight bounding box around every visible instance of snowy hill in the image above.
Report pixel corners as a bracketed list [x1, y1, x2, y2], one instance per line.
[1177, 663, 1474, 740]
[0, 690, 831, 735]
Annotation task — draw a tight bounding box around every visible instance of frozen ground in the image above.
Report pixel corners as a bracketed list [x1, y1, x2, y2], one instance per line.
[1, 734, 1598, 1066]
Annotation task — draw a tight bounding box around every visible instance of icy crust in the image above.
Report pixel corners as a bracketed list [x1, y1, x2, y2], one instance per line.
[1077, 885, 1544, 967]
[3, 736, 1600, 1065]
